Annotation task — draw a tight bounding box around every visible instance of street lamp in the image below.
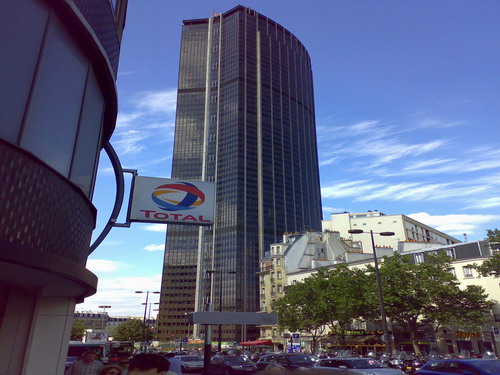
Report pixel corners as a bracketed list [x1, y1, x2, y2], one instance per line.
[98, 305, 111, 331]
[348, 229, 394, 353]
[206, 270, 237, 352]
[135, 291, 160, 348]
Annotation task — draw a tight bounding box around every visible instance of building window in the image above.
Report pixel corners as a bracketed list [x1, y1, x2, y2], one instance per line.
[449, 268, 456, 277]
[277, 272, 282, 279]
[463, 266, 474, 278]
[276, 259, 281, 266]
[415, 253, 424, 264]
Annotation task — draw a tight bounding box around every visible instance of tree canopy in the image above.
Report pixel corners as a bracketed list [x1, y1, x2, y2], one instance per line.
[113, 318, 153, 342]
[272, 252, 494, 355]
[368, 253, 494, 355]
[486, 228, 500, 243]
[472, 253, 500, 278]
[71, 319, 88, 341]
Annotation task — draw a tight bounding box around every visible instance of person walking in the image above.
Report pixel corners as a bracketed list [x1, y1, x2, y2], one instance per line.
[65, 351, 104, 375]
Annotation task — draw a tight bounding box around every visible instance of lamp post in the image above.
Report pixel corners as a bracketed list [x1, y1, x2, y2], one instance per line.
[348, 229, 394, 354]
[98, 305, 111, 331]
[135, 290, 160, 349]
[206, 270, 237, 352]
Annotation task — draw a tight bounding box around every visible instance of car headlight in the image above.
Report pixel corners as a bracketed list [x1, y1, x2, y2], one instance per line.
[231, 366, 242, 369]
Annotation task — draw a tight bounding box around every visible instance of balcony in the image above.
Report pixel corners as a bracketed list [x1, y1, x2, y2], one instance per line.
[270, 278, 275, 283]
[271, 292, 276, 297]
[260, 280, 266, 285]
[260, 294, 266, 299]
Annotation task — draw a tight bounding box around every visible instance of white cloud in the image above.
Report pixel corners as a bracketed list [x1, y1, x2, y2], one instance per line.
[407, 212, 500, 237]
[136, 90, 177, 114]
[417, 117, 466, 128]
[79, 274, 163, 317]
[464, 197, 500, 210]
[86, 259, 121, 273]
[144, 244, 164, 251]
[321, 178, 498, 207]
[319, 156, 340, 166]
[143, 224, 167, 232]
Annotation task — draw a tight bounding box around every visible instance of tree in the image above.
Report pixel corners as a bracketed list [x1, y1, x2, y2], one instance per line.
[472, 253, 500, 278]
[113, 318, 154, 342]
[371, 253, 494, 355]
[272, 278, 327, 353]
[311, 265, 378, 348]
[428, 285, 495, 332]
[71, 319, 89, 341]
[486, 228, 500, 242]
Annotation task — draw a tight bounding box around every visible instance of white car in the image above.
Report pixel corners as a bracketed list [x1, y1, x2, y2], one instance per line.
[176, 355, 204, 373]
[314, 358, 405, 375]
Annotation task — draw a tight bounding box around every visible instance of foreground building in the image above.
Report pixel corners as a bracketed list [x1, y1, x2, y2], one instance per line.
[158, 5, 322, 343]
[0, 0, 127, 373]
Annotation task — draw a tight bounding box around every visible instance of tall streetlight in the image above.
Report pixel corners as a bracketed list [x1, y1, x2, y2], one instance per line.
[348, 229, 394, 353]
[135, 290, 160, 348]
[98, 305, 111, 331]
[206, 270, 237, 352]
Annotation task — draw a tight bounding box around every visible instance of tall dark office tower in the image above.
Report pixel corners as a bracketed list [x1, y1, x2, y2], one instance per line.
[157, 5, 322, 343]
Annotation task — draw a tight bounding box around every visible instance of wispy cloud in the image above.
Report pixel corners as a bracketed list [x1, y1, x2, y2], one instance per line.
[136, 90, 177, 114]
[144, 244, 164, 251]
[111, 89, 177, 159]
[321, 177, 498, 207]
[408, 212, 500, 237]
[86, 259, 123, 273]
[416, 117, 466, 128]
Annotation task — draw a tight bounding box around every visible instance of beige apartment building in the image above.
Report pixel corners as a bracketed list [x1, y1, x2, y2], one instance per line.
[322, 211, 460, 252]
[258, 232, 499, 355]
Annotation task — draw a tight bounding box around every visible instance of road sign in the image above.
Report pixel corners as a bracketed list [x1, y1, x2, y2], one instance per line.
[292, 333, 300, 339]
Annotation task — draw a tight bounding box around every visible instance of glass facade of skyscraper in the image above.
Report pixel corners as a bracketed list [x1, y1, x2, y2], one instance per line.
[157, 5, 322, 343]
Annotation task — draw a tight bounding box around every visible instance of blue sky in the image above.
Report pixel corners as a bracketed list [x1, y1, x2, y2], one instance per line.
[80, 0, 500, 317]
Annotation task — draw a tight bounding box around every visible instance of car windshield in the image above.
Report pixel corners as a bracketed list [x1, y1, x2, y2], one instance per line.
[471, 360, 500, 373]
[288, 355, 314, 364]
[225, 356, 247, 363]
[181, 356, 202, 362]
[347, 359, 384, 369]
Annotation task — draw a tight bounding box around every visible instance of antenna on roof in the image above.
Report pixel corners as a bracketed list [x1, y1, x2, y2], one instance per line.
[463, 233, 467, 242]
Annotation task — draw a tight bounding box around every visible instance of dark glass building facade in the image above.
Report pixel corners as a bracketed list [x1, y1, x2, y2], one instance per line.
[157, 5, 322, 343]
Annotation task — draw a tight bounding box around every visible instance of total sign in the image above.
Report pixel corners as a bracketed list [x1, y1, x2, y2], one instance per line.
[129, 177, 215, 225]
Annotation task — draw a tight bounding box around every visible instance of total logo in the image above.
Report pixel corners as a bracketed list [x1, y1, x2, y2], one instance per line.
[139, 182, 210, 223]
[151, 182, 205, 211]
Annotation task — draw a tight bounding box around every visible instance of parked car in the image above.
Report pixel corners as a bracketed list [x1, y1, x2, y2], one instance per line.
[315, 358, 405, 375]
[176, 355, 204, 373]
[210, 355, 257, 375]
[256, 354, 317, 371]
[415, 359, 500, 375]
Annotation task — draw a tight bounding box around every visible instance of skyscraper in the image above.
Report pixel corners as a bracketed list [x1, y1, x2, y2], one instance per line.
[157, 5, 322, 343]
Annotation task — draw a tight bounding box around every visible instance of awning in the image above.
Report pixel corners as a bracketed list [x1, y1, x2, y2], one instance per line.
[239, 340, 274, 346]
[344, 335, 383, 345]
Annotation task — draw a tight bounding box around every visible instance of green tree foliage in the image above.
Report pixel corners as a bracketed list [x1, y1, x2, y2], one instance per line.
[428, 285, 495, 332]
[71, 319, 89, 341]
[486, 228, 500, 242]
[113, 318, 153, 342]
[272, 278, 326, 353]
[472, 253, 500, 278]
[371, 253, 494, 355]
[312, 266, 378, 347]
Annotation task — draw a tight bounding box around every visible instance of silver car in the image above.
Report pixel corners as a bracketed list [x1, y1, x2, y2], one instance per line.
[176, 355, 204, 373]
[314, 358, 405, 375]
